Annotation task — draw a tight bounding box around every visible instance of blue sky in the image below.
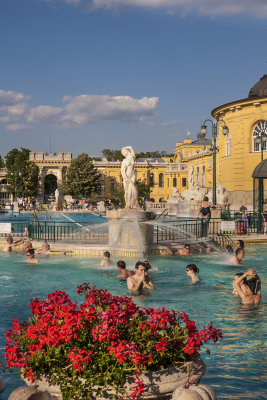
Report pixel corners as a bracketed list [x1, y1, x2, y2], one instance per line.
[1, 0, 267, 157]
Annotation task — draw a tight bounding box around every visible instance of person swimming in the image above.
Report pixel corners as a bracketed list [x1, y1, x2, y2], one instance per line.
[127, 261, 154, 291]
[26, 248, 39, 264]
[169, 244, 191, 256]
[116, 260, 133, 278]
[186, 264, 200, 284]
[3, 236, 23, 253]
[233, 269, 261, 305]
[100, 251, 113, 267]
[230, 248, 245, 265]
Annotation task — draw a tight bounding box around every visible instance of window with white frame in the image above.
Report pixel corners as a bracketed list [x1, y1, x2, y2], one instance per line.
[226, 133, 231, 156]
[253, 120, 267, 152]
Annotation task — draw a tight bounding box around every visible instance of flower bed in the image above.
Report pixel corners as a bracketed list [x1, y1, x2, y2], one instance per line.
[5, 282, 222, 400]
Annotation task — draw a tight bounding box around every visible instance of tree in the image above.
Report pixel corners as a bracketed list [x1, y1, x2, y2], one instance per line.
[102, 149, 124, 161]
[5, 148, 39, 199]
[136, 179, 150, 203]
[135, 151, 174, 158]
[101, 149, 174, 161]
[62, 153, 101, 197]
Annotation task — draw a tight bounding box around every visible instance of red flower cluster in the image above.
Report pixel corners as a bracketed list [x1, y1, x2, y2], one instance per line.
[5, 282, 222, 400]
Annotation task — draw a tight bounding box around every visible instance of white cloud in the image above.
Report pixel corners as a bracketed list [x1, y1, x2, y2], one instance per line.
[0, 89, 30, 107]
[27, 105, 63, 123]
[80, 0, 267, 17]
[63, 94, 159, 124]
[5, 124, 32, 131]
[1, 103, 29, 119]
[0, 88, 159, 131]
[162, 120, 181, 127]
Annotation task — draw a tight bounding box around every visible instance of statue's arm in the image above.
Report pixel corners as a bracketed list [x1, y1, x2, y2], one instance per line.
[124, 146, 135, 159]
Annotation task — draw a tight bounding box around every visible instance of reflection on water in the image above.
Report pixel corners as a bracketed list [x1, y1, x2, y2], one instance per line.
[0, 246, 266, 400]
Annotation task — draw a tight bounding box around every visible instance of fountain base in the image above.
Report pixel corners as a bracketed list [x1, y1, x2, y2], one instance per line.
[106, 209, 155, 258]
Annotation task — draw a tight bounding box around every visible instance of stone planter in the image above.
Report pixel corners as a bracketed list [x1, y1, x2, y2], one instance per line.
[23, 358, 206, 400]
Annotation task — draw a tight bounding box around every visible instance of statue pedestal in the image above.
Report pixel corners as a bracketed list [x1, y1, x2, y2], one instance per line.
[106, 209, 155, 258]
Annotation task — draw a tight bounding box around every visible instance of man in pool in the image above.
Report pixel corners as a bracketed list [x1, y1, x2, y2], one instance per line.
[3, 236, 23, 253]
[168, 244, 191, 256]
[230, 248, 245, 265]
[26, 248, 39, 264]
[233, 269, 261, 305]
[116, 260, 133, 278]
[100, 251, 113, 267]
[127, 261, 154, 291]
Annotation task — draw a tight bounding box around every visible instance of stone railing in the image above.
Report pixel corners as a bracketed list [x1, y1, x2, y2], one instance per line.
[146, 202, 168, 210]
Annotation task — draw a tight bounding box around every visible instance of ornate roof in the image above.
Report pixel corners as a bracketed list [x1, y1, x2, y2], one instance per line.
[252, 159, 267, 178]
[248, 74, 267, 98]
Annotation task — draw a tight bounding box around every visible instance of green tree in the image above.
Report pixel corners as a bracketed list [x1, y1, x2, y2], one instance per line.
[102, 149, 124, 161]
[5, 148, 39, 199]
[136, 179, 150, 203]
[62, 153, 101, 197]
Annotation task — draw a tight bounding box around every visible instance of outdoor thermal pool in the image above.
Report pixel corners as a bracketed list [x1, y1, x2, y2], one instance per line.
[0, 246, 266, 400]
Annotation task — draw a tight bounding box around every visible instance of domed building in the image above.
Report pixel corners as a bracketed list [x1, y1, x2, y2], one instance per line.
[211, 74, 267, 210]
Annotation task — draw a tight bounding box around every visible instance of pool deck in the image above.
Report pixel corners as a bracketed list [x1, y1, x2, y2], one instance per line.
[0, 234, 266, 258]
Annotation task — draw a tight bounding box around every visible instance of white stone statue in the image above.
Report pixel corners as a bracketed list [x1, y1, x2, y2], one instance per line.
[189, 165, 194, 188]
[55, 188, 59, 203]
[207, 184, 229, 206]
[121, 146, 140, 209]
[216, 183, 229, 206]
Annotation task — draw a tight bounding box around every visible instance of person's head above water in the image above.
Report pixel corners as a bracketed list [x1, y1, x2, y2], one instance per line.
[135, 261, 146, 274]
[6, 236, 13, 244]
[236, 240, 244, 249]
[186, 264, 199, 274]
[244, 273, 261, 294]
[103, 251, 111, 258]
[226, 245, 234, 254]
[143, 260, 151, 272]
[236, 248, 244, 259]
[27, 248, 35, 257]
[117, 260, 126, 270]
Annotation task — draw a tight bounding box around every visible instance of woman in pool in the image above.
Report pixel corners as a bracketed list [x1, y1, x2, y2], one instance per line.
[186, 264, 200, 284]
[233, 269, 261, 305]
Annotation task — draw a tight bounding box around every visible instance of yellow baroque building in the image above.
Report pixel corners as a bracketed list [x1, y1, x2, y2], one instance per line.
[23, 153, 189, 203]
[212, 74, 267, 208]
[89, 158, 188, 203]
[173, 135, 212, 191]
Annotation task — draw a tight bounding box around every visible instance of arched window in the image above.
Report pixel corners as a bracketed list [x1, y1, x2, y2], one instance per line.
[149, 173, 154, 187]
[226, 133, 231, 156]
[253, 120, 267, 152]
[159, 173, 164, 188]
[202, 166, 205, 187]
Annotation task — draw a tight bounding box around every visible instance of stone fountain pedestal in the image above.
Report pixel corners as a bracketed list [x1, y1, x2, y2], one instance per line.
[106, 209, 155, 258]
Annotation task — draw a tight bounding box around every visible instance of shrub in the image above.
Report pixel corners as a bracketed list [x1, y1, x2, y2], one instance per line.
[5, 283, 222, 400]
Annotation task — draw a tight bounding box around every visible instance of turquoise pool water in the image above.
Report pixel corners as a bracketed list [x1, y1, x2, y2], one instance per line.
[0, 247, 266, 399]
[0, 212, 106, 224]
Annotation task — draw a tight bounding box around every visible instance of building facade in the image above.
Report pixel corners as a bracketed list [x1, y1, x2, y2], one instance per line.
[212, 74, 267, 208]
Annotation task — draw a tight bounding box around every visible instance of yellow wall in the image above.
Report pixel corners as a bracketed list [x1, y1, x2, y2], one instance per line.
[213, 98, 267, 193]
[95, 160, 188, 202]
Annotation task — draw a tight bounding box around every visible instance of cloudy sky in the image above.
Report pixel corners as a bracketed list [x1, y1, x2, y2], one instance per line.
[1, 0, 267, 157]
